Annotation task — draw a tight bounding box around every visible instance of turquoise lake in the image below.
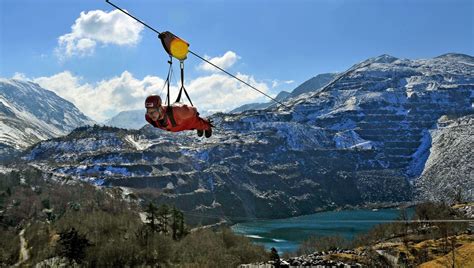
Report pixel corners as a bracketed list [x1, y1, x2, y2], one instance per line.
[231, 208, 412, 253]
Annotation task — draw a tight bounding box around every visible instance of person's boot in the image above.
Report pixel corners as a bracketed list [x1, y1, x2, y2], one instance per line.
[204, 128, 212, 138]
[197, 129, 204, 137]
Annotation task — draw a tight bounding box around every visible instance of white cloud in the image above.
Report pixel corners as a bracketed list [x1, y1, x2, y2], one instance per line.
[32, 70, 270, 122]
[34, 71, 165, 122]
[11, 72, 28, 81]
[56, 9, 144, 59]
[271, 79, 295, 88]
[198, 51, 241, 72]
[186, 73, 268, 113]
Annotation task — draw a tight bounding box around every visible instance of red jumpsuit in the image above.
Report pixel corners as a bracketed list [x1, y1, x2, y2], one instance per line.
[145, 104, 212, 132]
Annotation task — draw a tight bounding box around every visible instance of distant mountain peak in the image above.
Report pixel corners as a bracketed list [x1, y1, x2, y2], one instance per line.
[230, 73, 337, 113]
[368, 54, 399, 64]
[0, 78, 95, 149]
[434, 53, 474, 62]
[103, 109, 146, 130]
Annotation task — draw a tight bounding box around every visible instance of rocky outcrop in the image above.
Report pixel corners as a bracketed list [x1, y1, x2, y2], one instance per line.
[240, 249, 365, 268]
[415, 115, 474, 202]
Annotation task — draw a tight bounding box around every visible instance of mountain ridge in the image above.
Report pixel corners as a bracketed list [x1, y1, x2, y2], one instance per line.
[103, 109, 146, 130]
[230, 73, 337, 113]
[18, 53, 474, 223]
[0, 78, 95, 149]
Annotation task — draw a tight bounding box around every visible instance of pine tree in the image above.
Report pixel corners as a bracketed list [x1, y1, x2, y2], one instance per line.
[171, 207, 185, 240]
[157, 204, 170, 234]
[145, 202, 159, 232]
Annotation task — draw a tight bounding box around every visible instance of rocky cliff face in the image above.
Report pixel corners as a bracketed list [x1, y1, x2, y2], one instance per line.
[415, 114, 474, 203]
[22, 54, 474, 224]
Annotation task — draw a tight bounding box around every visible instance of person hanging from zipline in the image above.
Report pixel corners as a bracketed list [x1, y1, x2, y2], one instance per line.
[144, 31, 212, 137]
[145, 95, 213, 138]
[104, 1, 286, 138]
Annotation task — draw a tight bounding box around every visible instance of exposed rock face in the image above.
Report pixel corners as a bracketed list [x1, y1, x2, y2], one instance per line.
[22, 54, 473, 223]
[0, 79, 95, 149]
[240, 249, 365, 268]
[415, 114, 474, 202]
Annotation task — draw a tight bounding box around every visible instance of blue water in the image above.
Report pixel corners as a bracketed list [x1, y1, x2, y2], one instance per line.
[231, 208, 413, 253]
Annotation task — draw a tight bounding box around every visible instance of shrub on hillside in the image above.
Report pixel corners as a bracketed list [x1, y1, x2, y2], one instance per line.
[173, 228, 268, 267]
[0, 227, 20, 265]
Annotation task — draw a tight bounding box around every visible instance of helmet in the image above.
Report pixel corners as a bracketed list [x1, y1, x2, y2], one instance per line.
[145, 95, 162, 108]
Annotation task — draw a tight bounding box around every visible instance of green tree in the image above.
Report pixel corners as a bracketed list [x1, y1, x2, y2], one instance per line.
[145, 202, 159, 232]
[157, 204, 170, 234]
[171, 206, 185, 240]
[269, 247, 280, 267]
[41, 198, 50, 209]
[57, 227, 92, 264]
[398, 251, 408, 268]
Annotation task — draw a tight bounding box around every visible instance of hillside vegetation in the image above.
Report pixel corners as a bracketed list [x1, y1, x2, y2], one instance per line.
[0, 166, 268, 267]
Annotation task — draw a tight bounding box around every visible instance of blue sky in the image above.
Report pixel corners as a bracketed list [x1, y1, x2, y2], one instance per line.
[1, 0, 473, 121]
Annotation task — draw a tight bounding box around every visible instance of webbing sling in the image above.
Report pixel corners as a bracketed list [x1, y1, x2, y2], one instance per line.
[165, 107, 177, 128]
[162, 57, 177, 128]
[175, 61, 194, 106]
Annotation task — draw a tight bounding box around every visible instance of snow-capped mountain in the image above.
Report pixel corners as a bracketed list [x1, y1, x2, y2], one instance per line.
[0, 79, 95, 150]
[103, 109, 146, 130]
[230, 90, 290, 113]
[22, 53, 473, 223]
[230, 73, 337, 113]
[289, 73, 338, 97]
[415, 114, 474, 203]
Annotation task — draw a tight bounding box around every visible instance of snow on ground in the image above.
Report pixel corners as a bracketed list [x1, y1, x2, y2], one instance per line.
[124, 134, 153, 151]
[0, 166, 14, 174]
[406, 129, 432, 179]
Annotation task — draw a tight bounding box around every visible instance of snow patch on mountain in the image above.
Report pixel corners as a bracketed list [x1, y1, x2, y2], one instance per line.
[334, 130, 375, 150]
[415, 115, 474, 202]
[0, 79, 94, 149]
[406, 129, 432, 180]
[124, 134, 152, 151]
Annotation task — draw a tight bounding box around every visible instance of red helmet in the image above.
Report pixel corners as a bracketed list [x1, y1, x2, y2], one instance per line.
[145, 95, 162, 108]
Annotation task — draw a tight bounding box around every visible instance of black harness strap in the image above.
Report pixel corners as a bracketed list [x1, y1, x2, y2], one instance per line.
[157, 57, 177, 129]
[175, 61, 194, 106]
[165, 56, 172, 106]
[166, 107, 177, 127]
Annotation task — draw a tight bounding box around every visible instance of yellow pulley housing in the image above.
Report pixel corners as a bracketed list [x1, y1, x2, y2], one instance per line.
[158, 31, 189, 61]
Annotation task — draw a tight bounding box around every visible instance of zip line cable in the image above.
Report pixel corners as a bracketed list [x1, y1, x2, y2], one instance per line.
[105, 0, 289, 110]
[188, 51, 289, 109]
[106, 0, 160, 35]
